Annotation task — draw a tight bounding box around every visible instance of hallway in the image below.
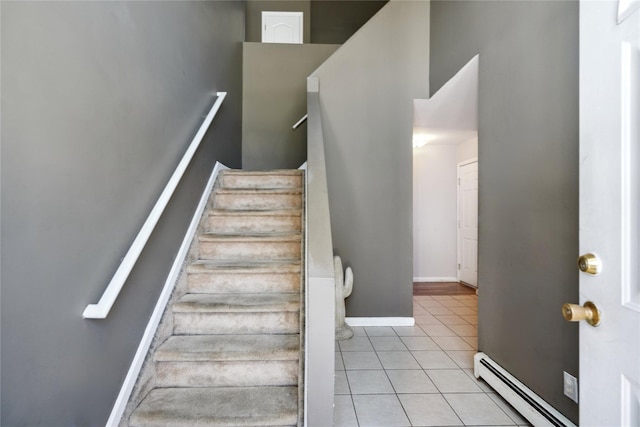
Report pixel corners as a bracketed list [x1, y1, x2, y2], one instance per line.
[334, 293, 531, 426]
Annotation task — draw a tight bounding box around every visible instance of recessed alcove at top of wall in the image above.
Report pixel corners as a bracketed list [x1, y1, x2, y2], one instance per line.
[412, 55, 479, 282]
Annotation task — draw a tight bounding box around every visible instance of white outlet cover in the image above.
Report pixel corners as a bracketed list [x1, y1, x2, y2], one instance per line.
[563, 371, 579, 403]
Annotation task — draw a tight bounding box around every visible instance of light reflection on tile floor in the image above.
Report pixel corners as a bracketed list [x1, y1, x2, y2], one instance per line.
[334, 294, 532, 427]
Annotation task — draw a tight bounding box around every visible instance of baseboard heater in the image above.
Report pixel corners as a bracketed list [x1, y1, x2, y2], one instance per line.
[474, 353, 576, 427]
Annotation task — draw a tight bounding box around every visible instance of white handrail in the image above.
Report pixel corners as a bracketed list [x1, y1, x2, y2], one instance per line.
[292, 113, 308, 130]
[83, 92, 227, 319]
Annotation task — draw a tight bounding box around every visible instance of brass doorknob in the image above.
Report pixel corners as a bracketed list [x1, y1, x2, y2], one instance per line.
[578, 253, 601, 275]
[562, 301, 601, 326]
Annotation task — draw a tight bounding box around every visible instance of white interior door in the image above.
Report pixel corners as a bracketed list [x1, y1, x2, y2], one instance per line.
[458, 160, 478, 287]
[262, 12, 303, 44]
[578, 0, 639, 425]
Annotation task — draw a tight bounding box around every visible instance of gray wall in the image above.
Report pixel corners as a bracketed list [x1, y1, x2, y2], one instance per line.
[430, 1, 579, 422]
[310, 0, 388, 44]
[246, 1, 311, 43]
[0, 2, 244, 425]
[242, 42, 339, 170]
[312, 0, 429, 317]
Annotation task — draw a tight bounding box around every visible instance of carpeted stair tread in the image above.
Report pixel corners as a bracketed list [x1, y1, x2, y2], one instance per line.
[214, 188, 302, 196]
[129, 387, 298, 427]
[187, 260, 301, 272]
[209, 209, 302, 216]
[220, 170, 303, 190]
[173, 293, 300, 313]
[213, 188, 302, 211]
[200, 233, 301, 242]
[222, 169, 303, 176]
[155, 335, 299, 362]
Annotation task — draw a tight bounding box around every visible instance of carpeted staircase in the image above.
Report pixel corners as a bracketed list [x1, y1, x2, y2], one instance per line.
[129, 169, 304, 427]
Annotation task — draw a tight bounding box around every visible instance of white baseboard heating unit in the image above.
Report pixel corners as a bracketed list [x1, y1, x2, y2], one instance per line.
[474, 353, 577, 427]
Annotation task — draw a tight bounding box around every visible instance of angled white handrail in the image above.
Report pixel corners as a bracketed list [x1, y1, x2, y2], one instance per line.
[292, 113, 308, 130]
[83, 92, 227, 319]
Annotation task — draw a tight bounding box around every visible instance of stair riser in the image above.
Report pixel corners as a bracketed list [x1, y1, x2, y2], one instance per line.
[207, 215, 301, 234]
[173, 312, 299, 335]
[199, 241, 301, 261]
[129, 387, 299, 427]
[222, 174, 303, 190]
[214, 194, 302, 210]
[188, 272, 300, 294]
[156, 360, 298, 388]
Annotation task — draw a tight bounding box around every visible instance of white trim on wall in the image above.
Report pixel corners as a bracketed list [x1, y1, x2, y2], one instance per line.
[413, 276, 458, 282]
[346, 317, 415, 327]
[457, 157, 478, 167]
[105, 162, 229, 427]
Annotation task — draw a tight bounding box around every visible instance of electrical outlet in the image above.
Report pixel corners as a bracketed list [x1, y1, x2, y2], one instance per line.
[563, 371, 579, 403]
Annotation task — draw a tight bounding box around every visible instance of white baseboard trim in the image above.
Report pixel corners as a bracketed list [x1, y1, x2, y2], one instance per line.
[298, 161, 307, 170]
[413, 276, 458, 282]
[105, 161, 229, 427]
[346, 317, 415, 327]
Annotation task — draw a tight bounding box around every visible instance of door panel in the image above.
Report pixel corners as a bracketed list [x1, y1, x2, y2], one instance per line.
[458, 161, 478, 287]
[262, 12, 303, 44]
[579, 1, 639, 424]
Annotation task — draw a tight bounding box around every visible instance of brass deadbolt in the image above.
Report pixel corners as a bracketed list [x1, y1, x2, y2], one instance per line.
[562, 301, 601, 327]
[578, 253, 601, 275]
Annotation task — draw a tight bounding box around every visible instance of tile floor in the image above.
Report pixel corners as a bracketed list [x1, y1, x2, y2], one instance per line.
[334, 294, 532, 427]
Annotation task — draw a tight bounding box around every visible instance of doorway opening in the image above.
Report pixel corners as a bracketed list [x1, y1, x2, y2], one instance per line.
[412, 55, 479, 291]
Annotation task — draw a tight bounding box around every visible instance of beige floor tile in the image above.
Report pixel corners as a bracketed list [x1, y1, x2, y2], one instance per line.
[335, 370, 350, 394]
[488, 392, 531, 425]
[431, 295, 456, 301]
[414, 315, 443, 325]
[435, 315, 470, 325]
[399, 394, 463, 426]
[445, 350, 476, 369]
[400, 336, 441, 351]
[444, 393, 515, 426]
[417, 300, 446, 309]
[342, 351, 383, 370]
[347, 370, 395, 394]
[336, 352, 344, 371]
[461, 335, 478, 349]
[449, 306, 476, 316]
[369, 336, 407, 351]
[432, 336, 475, 351]
[421, 324, 457, 337]
[334, 395, 358, 427]
[439, 299, 468, 308]
[364, 326, 397, 337]
[460, 314, 478, 325]
[447, 323, 478, 337]
[426, 306, 456, 315]
[393, 326, 427, 336]
[353, 395, 411, 427]
[339, 336, 374, 352]
[427, 369, 484, 393]
[376, 351, 421, 369]
[386, 370, 438, 393]
[412, 350, 459, 369]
